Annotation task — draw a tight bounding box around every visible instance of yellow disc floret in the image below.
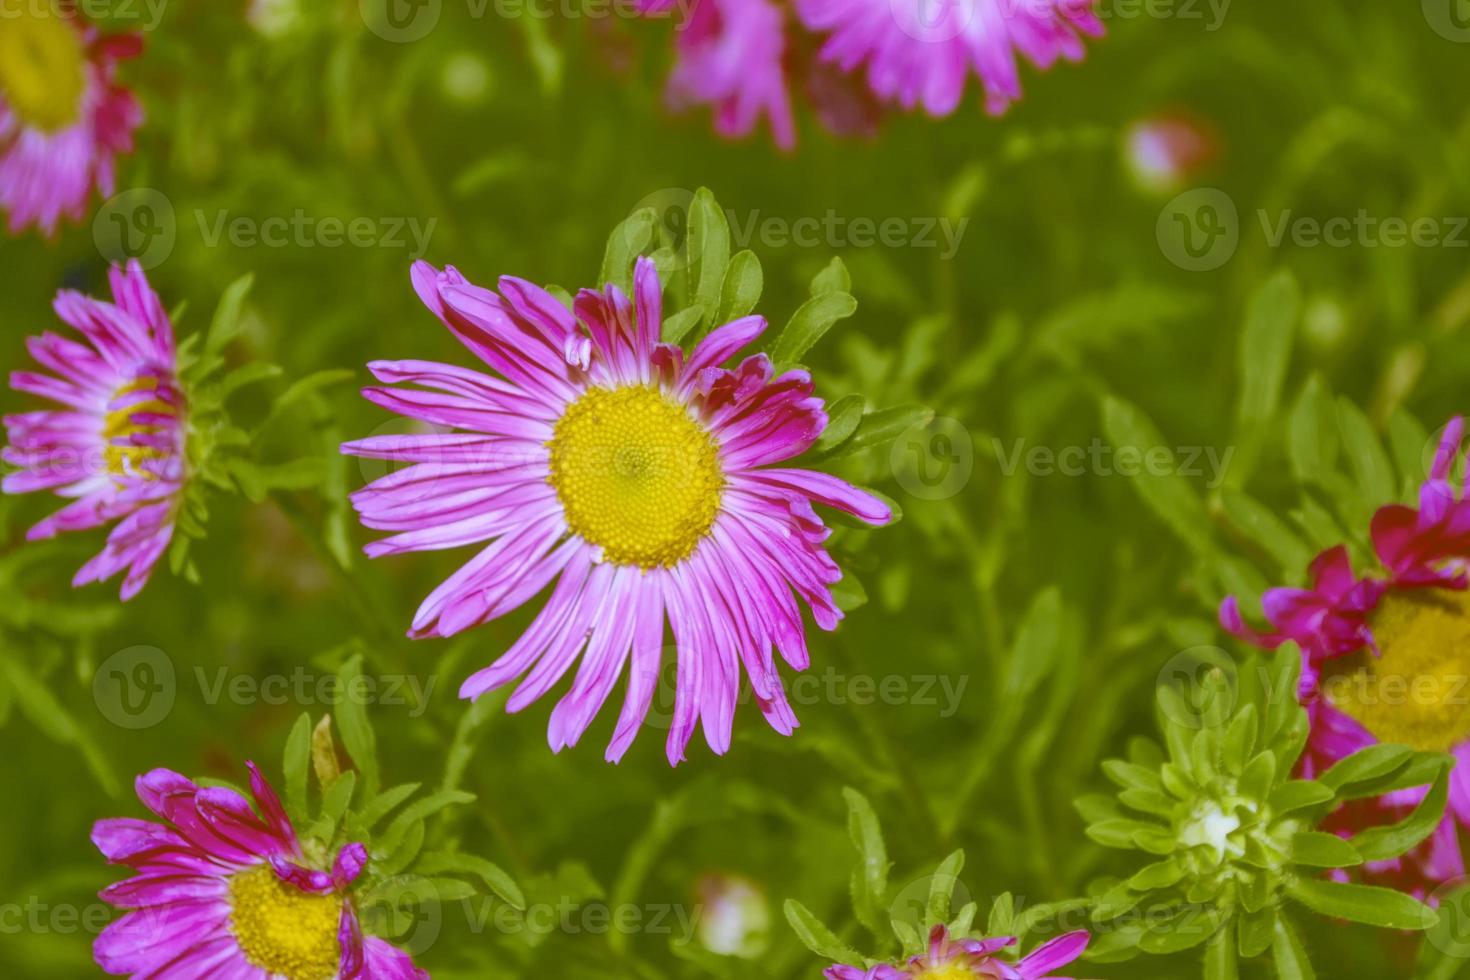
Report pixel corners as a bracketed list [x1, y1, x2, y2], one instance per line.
[0, 0, 87, 133]
[228, 865, 344, 980]
[102, 378, 174, 479]
[548, 385, 723, 569]
[912, 965, 982, 980]
[1323, 588, 1470, 752]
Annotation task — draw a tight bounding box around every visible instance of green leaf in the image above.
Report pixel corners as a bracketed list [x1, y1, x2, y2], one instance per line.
[1318, 743, 1413, 792]
[661, 304, 705, 346]
[814, 394, 865, 453]
[1268, 780, 1335, 814]
[1101, 396, 1213, 555]
[715, 249, 763, 325]
[784, 900, 863, 963]
[417, 851, 526, 909]
[842, 787, 890, 934]
[600, 207, 656, 295]
[1288, 376, 1338, 485]
[1237, 904, 1276, 959]
[1349, 756, 1450, 861]
[686, 188, 731, 334]
[1205, 919, 1240, 980]
[283, 712, 312, 824]
[819, 405, 932, 461]
[1290, 831, 1363, 868]
[1271, 915, 1316, 980]
[335, 654, 380, 798]
[773, 290, 858, 368]
[202, 273, 255, 368]
[351, 782, 421, 834]
[1219, 490, 1314, 576]
[927, 850, 965, 926]
[810, 257, 852, 296]
[258, 369, 354, 431]
[1336, 398, 1395, 506]
[1286, 878, 1438, 930]
[1005, 588, 1063, 702]
[1236, 270, 1300, 428]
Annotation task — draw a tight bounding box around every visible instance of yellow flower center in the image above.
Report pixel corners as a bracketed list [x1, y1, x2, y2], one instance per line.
[912, 965, 983, 980]
[228, 865, 343, 980]
[102, 378, 175, 479]
[1323, 588, 1470, 752]
[547, 385, 723, 569]
[0, 0, 87, 133]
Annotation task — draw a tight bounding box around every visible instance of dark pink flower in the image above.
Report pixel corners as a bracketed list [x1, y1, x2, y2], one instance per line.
[1221, 416, 1470, 890]
[93, 763, 425, 978]
[826, 925, 1090, 979]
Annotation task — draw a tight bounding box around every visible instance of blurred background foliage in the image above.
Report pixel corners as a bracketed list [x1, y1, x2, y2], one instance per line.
[2, 0, 1470, 976]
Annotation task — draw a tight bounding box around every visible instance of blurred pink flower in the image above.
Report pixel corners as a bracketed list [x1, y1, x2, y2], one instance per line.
[638, 0, 797, 149]
[0, 1, 144, 235]
[794, 0, 1104, 117]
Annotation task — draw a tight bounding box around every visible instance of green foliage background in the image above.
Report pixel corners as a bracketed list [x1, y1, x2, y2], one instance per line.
[2, 0, 1470, 976]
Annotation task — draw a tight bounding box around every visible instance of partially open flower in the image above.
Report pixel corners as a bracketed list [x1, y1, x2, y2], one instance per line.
[92, 763, 425, 978]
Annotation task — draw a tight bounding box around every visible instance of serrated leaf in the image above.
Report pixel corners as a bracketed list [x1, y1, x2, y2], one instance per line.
[1349, 756, 1450, 861]
[1291, 831, 1363, 868]
[715, 249, 762, 325]
[1286, 878, 1438, 930]
[600, 207, 656, 295]
[662, 304, 705, 346]
[810, 257, 851, 296]
[1272, 915, 1316, 980]
[784, 900, 862, 963]
[773, 291, 858, 367]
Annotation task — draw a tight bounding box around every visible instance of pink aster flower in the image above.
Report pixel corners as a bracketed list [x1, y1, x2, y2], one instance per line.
[826, 925, 1090, 979]
[3, 261, 184, 600]
[342, 257, 892, 765]
[1221, 416, 1470, 891]
[0, 0, 144, 235]
[93, 763, 425, 979]
[638, 0, 797, 149]
[795, 0, 1104, 117]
